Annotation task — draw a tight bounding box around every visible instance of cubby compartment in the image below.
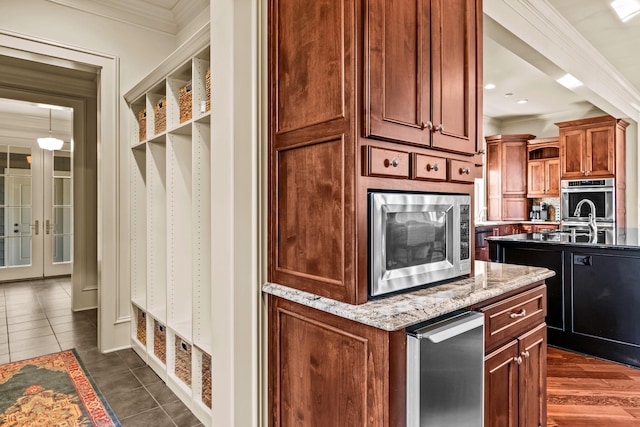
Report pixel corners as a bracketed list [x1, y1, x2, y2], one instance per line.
[125, 24, 211, 426]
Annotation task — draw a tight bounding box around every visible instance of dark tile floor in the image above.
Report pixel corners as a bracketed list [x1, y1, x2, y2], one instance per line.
[0, 277, 203, 427]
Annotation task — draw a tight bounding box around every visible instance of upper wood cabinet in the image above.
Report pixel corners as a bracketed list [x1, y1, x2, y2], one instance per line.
[366, 0, 480, 155]
[269, 0, 482, 303]
[485, 134, 532, 221]
[556, 115, 628, 179]
[527, 137, 560, 198]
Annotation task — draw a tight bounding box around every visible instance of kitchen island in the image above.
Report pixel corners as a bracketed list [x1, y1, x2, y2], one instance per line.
[264, 261, 554, 426]
[488, 229, 640, 368]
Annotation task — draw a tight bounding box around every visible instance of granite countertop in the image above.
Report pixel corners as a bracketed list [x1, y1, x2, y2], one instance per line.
[263, 261, 554, 332]
[487, 228, 640, 249]
[475, 220, 560, 227]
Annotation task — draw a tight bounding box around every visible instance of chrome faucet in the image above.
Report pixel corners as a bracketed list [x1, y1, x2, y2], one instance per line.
[574, 199, 598, 236]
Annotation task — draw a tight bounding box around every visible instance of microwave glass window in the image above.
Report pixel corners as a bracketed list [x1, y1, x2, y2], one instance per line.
[568, 192, 605, 217]
[385, 211, 446, 270]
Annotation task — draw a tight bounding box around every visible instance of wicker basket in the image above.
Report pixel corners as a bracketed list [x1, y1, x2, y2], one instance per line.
[202, 352, 212, 408]
[174, 337, 192, 386]
[154, 97, 166, 134]
[136, 308, 146, 345]
[153, 321, 166, 363]
[138, 109, 146, 142]
[205, 67, 211, 112]
[179, 82, 192, 123]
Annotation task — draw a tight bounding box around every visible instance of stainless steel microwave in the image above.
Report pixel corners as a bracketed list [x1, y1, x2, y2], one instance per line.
[369, 192, 471, 297]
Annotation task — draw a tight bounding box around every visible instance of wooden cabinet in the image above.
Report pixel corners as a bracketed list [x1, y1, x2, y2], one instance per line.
[268, 296, 406, 427]
[557, 115, 628, 179]
[485, 134, 533, 221]
[366, 0, 479, 155]
[527, 137, 559, 197]
[268, 0, 482, 304]
[476, 285, 547, 427]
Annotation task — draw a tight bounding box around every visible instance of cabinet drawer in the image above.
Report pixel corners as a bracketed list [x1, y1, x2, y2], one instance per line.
[479, 285, 546, 352]
[449, 159, 476, 183]
[365, 146, 409, 178]
[411, 153, 447, 181]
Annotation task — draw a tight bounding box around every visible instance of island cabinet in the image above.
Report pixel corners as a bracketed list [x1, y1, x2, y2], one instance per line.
[268, 296, 407, 427]
[473, 285, 547, 427]
[485, 134, 533, 221]
[268, 0, 482, 304]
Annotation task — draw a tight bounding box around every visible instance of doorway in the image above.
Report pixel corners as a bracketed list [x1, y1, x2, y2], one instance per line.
[1, 149, 73, 280]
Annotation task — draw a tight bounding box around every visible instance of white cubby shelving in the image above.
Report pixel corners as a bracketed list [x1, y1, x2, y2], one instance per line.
[124, 23, 212, 426]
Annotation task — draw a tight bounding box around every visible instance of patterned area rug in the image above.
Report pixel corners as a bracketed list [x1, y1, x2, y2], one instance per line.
[0, 349, 121, 426]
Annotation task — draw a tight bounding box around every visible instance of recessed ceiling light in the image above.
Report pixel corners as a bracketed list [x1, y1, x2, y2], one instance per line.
[610, 0, 640, 22]
[556, 73, 583, 89]
[504, 92, 513, 98]
[484, 83, 496, 90]
[517, 99, 528, 104]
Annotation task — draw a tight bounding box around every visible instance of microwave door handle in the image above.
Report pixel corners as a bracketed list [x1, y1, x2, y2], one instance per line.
[415, 312, 484, 343]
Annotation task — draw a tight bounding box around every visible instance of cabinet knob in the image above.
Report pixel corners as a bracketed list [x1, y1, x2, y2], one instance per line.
[459, 167, 470, 175]
[434, 123, 444, 133]
[521, 351, 530, 359]
[584, 170, 589, 176]
[514, 356, 523, 365]
[386, 158, 400, 168]
[426, 163, 439, 172]
[420, 121, 434, 131]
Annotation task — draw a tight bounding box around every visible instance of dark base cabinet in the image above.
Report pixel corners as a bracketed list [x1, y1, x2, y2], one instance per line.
[490, 240, 640, 368]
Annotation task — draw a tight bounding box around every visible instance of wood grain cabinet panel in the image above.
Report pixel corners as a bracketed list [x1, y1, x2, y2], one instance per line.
[366, 0, 479, 155]
[365, 146, 410, 178]
[449, 159, 476, 183]
[485, 135, 531, 221]
[485, 340, 520, 427]
[268, 296, 406, 427]
[412, 153, 447, 181]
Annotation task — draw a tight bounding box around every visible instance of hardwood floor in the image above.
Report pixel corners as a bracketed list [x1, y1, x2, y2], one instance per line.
[548, 346, 640, 426]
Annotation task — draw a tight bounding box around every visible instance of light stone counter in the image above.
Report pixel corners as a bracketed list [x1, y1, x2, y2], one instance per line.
[263, 261, 554, 331]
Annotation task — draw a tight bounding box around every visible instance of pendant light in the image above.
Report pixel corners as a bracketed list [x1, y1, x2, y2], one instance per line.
[37, 109, 64, 151]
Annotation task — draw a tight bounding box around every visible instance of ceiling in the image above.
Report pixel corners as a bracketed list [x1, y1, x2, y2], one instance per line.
[484, 0, 640, 122]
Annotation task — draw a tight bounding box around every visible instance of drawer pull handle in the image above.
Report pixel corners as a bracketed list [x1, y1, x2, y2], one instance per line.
[509, 309, 527, 319]
[459, 167, 470, 175]
[521, 351, 530, 359]
[426, 163, 439, 172]
[513, 356, 523, 365]
[434, 123, 444, 133]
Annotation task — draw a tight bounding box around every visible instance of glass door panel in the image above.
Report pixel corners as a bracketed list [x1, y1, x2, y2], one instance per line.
[44, 149, 72, 275]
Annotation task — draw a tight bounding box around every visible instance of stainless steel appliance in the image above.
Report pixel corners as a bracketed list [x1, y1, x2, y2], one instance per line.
[561, 178, 615, 227]
[406, 310, 484, 427]
[369, 192, 471, 297]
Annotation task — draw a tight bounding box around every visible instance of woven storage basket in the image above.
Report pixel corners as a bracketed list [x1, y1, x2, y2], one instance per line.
[205, 67, 211, 112]
[154, 320, 166, 363]
[136, 308, 146, 345]
[202, 352, 212, 408]
[138, 109, 146, 142]
[179, 82, 192, 123]
[175, 337, 192, 386]
[154, 97, 166, 134]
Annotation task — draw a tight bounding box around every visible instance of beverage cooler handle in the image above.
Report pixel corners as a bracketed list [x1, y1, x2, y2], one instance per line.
[414, 312, 484, 343]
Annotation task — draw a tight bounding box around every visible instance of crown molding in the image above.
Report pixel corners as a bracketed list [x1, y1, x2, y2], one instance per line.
[47, 0, 178, 35]
[484, 0, 640, 121]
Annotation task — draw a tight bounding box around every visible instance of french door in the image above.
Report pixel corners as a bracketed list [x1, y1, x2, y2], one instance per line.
[0, 144, 72, 281]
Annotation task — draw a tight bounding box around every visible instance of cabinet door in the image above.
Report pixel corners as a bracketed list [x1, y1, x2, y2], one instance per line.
[503, 198, 527, 221]
[527, 160, 545, 197]
[545, 158, 560, 196]
[485, 340, 520, 427]
[430, 0, 478, 154]
[502, 142, 526, 195]
[486, 142, 502, 221]
[560, 129, 586, 179]
[366, 0, 430, 146]
[269, 296, 393, 426]
[586, 125, 615, 177]
[519, 324, 547, 427]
